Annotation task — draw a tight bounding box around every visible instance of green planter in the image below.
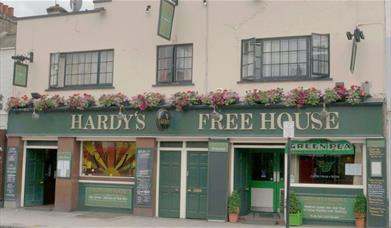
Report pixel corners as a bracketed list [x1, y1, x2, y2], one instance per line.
[289, 211, 303, 226]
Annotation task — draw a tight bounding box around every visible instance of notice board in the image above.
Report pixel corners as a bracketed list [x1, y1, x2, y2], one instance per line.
[4, 147, 18, 200]
[135, 148, 153, 207]
[366, 139, 388, 228]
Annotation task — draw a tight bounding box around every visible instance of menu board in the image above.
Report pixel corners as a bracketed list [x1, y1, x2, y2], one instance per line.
[135, 148, 153, 207]
[57, 152, 72, 178]
[366, 139, 388, 228]
[4, 147, 18, 200]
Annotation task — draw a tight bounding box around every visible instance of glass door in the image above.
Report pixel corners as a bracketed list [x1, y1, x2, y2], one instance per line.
[250, 149, 284, 213]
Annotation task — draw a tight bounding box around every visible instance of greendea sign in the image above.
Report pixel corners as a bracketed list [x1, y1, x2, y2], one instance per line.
[7, 104, 383, 137]
[290, 139, 354, 155]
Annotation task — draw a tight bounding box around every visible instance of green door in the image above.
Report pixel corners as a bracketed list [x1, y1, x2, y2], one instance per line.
[186, 151, 208, 219]
[234, 149, 250, 216]
[159, 151, 181, 218]
[24, 149, 45, 207]
[250, 149, 284, 213]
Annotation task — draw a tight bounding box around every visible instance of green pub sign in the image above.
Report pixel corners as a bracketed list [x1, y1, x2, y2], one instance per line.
[13, 62, 28, 87]
[157, 0, 175, 40]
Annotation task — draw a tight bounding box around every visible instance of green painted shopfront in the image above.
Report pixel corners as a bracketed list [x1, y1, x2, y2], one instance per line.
[3, 100, 388, 227]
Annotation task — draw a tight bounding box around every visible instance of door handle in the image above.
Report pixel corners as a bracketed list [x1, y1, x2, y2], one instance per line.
[39, 181, 44, 184]
[245, 187, 250, 191]
[187, 189, 192, 192]
[193, 188, 202, 193]
[175, 188, 180, 192]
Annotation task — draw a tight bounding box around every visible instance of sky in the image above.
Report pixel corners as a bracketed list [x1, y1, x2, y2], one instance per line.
[2, 0, 94, 17]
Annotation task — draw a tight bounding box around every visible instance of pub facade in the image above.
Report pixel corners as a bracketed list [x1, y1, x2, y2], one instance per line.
[3, 0, 389, 227]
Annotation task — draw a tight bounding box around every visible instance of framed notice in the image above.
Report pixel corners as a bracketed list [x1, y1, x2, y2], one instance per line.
[5, 147, 18, 200]
[157, 0, 175, 40]
[135, 148, 153, 207]
[13, 62, 28, 87]
[57, 152, 72, 178]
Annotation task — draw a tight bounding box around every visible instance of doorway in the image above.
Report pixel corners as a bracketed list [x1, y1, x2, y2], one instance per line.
[24, 149, 57, 207]
[234, 148, 284, 215]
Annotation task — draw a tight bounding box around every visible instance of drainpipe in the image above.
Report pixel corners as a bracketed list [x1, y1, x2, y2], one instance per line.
[384, 0, 391, 224]
[204, 0, 209, 94]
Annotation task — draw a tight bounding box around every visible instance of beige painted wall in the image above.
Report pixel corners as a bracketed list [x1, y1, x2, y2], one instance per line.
[14, 0, 386, 99]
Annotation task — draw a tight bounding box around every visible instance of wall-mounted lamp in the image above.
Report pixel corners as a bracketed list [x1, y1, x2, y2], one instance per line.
[145, 5, 151, 13]
[32, 108, 40, 120]
[319, 102, 329, 123]
[31, 92, 42, 99]
[346, 27, 365, 42]
[203, 0, 207, 6]
[117, 105, 126, 120]
[210, 106, 220, 121]
[12, 52, 34, 63]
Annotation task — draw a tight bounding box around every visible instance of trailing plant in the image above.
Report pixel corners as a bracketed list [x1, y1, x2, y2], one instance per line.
[304, 88, 322, 106]
[289, 191, 302, 214]
[34, 95, 57, 111]
[228, 190, 240, 214]
[170, 91, 203, 111]
[6, 95, 32, 111]
[67, 93, 96, 110]
[245, 88, 284, 106]
[284, 87, 306, 107]
[131, 92, 165, 111]
[346, 85, 367, 105]
[205, 89, 240, 108]
[323, 88, 339, 104]
[354, 193, 367, 217]
[98, 93, 130, 107]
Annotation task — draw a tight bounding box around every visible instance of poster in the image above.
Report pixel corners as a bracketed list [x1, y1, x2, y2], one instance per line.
[135, 148, 153, 207]
[4, 147, 18, 200]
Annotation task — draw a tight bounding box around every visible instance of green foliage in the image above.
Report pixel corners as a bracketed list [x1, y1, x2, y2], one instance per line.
[354, 193, 367, 215]
[228, 191, 240, 214]
[289, 191, 302, 214]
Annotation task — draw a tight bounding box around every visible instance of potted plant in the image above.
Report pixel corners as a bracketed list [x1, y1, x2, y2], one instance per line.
[289, 191, 303, 226]
[228, 190, 240, 223]
[354, 193, 367, 228]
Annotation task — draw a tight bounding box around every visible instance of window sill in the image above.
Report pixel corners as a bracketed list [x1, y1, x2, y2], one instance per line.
[46, 85, 115, 91]
[237, 77, 332, 84]
[153, 82, 194, 87]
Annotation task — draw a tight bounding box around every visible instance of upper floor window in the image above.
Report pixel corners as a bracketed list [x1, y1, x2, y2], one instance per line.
[157, 44, 193, 85]
[241, 34, 329, 81]
[49, 49, 114, 89]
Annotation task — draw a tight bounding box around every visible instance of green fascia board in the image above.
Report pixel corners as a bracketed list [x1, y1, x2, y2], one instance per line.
[7, 102, 384, 138]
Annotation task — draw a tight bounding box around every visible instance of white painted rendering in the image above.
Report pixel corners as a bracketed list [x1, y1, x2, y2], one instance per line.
[13, 0, 386, 99]
[0, 47, 15, 129]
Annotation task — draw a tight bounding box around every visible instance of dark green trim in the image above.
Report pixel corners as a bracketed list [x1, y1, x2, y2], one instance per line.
[45, 85, 115, 91]
[238, 77, 332, 84]
[17, 8, 106, 21]
[152, 82, 194, 87]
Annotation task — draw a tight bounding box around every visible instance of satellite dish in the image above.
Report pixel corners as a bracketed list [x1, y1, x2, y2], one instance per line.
[70, 0, 83, 12]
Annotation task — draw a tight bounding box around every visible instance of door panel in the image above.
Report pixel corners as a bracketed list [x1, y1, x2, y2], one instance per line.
[159, 151, 181, 218]
[186, 151, 208, 219]
[24, 149, 45, 207]
[250, 149, 284, 213]
[234, 149, 250, 216]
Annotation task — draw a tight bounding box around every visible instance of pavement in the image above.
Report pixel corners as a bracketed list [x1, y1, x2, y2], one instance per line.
[0, 208, 354, 228]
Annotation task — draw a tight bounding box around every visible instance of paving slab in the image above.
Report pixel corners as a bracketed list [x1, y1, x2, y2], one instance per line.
[0, 208, 353, 228]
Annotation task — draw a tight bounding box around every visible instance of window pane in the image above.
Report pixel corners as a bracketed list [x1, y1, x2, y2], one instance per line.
[82, 141, 136, 177]
[263, 40, 271, 52]
[159, 69, 172, 82]
[281, 40, 289, 51]
[298, 51, 307, 62]
[289, 51, 297, 63]
[289, 64, 297, 76]
[176, 58, 184, 69]
[281, 64, 288, 76]
[272, 40, 280, 52]
[298, 64, 306, 75]
[272, 53, 280, 64]
[263, 65, 271, 77]
[263, 53, 271, 64]
[272, 65, 279, 76]
[281, 52, 289, 63]
[185, 58, 192, 68]
[298, 38, 307, 50]
[289, 39, 298, 50]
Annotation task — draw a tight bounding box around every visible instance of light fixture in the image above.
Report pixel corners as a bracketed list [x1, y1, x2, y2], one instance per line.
[203, 0, 207, 6]
[32, 108, 40, 120]
[346, 27, 365, 42]
[320, 102, 329, 122]
[11, 52, 34, 63]
[117, 105, 126, 120]
[145, 5, 151, 13]
[211, 106, 220, 121]
[31, 92, 41, 99]
[361, 81, 370, 95]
